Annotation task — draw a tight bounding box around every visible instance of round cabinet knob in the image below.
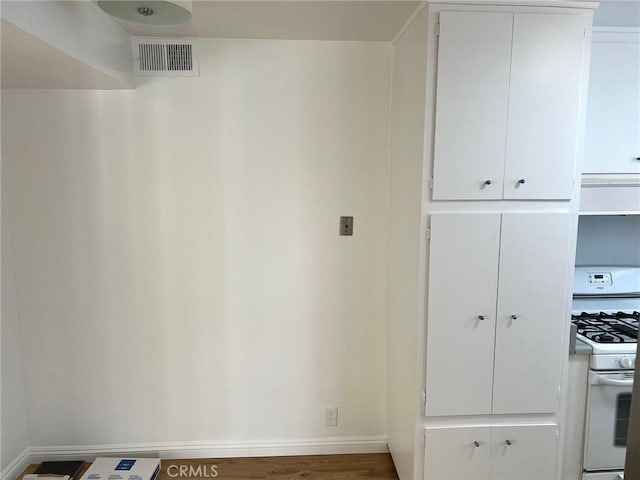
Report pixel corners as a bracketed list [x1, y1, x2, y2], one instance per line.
[511, 314, 518, 320]
[635, 157, 640, 161]
[517, 179, 526, 185]
[473, 441, 481, 447]
[505, 439, 512, 446]
[619, 357, 635, 369]
[484, 180, 492, 185]
[478, 315, 485, 321]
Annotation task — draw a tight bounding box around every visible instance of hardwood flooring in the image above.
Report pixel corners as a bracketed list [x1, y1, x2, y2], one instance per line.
[21, 453, 399, 480]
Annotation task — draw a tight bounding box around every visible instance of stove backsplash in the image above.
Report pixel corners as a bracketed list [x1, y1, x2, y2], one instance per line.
[576, 215, 640, 267]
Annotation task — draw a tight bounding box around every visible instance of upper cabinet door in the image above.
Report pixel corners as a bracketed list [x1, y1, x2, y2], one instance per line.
[583, 31, 640, 174]
[493, 214, 571, 414]
[426, 214, 500, 416]
[432, 12, 513, 200]
[504, 14, 585, 200]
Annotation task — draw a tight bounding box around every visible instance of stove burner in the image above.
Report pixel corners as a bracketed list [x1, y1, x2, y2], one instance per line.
[572, 311, 639, 344]
[612, 324, 638, 339]
[596, 334, 614, 343]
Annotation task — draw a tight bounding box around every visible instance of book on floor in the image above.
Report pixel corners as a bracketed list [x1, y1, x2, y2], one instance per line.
[35, 461, 84, 480]
[24, 475, 70, 480]
[79, 458, 160, 480]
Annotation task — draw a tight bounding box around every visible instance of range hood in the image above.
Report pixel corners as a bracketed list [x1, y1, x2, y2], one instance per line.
[580, 174, 640, 213]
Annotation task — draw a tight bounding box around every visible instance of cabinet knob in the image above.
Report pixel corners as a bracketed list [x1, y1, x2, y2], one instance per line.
[511, 314, 518, 320]
[478, 315, 485, 320]
[483, 180, 492, 186]
[636, 157, 640, 161]
[505, 439, 512, 446]
[517, 179, 526, 185]
[473, 441, 481, 447]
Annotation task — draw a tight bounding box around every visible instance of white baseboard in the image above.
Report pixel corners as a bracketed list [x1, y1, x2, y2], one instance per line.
[1, 447, 31, 480]
[29, 436, 388, 463]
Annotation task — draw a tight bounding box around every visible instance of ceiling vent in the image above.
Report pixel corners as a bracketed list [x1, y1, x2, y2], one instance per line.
[132, 38, 199, 76]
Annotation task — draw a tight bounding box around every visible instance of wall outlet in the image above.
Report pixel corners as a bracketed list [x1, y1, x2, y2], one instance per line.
[325, 406, 338, 427]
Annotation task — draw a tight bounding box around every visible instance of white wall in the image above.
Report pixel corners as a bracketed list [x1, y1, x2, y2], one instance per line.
[1, 175, 31, 472]
[1, 38, 391, 449]
[593, 0, 640, 27]
[576, 215, 640, 266]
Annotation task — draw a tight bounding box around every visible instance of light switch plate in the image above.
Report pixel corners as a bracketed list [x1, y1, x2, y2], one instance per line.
[340, 216, 353, 236]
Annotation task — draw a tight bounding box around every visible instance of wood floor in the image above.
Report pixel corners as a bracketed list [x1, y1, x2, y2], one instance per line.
[21, 454, 399, 480]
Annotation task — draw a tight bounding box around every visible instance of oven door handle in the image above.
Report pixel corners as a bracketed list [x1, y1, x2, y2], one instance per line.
[591, 373, 634, 387]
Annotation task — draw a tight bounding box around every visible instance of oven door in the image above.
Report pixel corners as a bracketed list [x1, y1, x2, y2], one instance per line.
[584, 370, 634, 471]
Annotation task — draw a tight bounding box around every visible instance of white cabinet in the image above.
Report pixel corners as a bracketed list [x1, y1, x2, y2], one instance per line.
[423, 426, 491, 480]
[432, 11, 585, 200]
[490, 425, 558, 480]
[504, 14, 585, 199]
[425, 213, 571, 416]
[493, 214, 571, 414]
[431, 12, 512, 200]
[583, 29, 640, 174]
[386, 4, 593, 479]
[425, 214, 501, 416]
[424, 425, 558, 480]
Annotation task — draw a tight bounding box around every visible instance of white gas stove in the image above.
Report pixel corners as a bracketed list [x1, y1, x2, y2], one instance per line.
[572, 266, 640, 480]
[571, 305, 638, 369]
[573, 267, 639, 358]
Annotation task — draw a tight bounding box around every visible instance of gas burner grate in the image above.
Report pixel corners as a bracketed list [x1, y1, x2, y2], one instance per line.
[572, 311, 639, 344]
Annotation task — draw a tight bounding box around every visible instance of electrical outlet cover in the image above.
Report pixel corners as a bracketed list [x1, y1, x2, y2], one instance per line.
[339, 217, 353, 236]
[325, 406, 338, 427]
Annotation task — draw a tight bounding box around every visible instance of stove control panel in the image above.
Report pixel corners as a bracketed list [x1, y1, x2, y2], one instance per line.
[591, 354, 637, 370]
[619, 356, 635, 369]
[574, 266, 640, 296]
[587, 272, 612, 286]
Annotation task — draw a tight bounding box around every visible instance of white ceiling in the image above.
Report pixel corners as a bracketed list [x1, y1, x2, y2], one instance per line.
[7, 0, 633, 91]
[110, 1, 422, 41]
[1, 20, 129, 89]
[1, 0, 419, 90]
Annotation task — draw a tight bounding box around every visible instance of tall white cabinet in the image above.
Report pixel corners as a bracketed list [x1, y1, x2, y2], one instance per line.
[386, 2, 594, 479]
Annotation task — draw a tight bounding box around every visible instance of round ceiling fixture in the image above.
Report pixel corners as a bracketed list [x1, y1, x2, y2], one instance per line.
[97, 1, 192, 26]
[137, 7, 154, 16]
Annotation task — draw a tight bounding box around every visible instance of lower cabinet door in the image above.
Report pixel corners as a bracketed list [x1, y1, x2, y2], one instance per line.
[424, 425, 558, 480]
[490, 425, 558, 480]
[426, 214, 501, 416]
[424, 427, 491, 480]
[492, 213, 571, 414]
